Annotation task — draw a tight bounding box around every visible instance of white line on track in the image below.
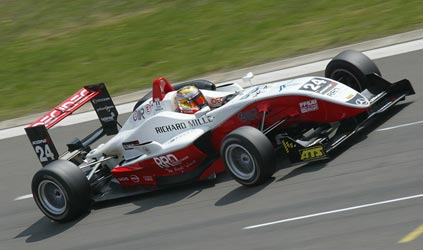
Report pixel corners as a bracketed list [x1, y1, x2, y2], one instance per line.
[376, 120, 423, 131]
[14, 194, 33, 201]
[243, 194, 423, 230]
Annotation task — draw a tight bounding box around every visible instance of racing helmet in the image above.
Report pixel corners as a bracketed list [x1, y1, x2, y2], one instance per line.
[176, 85, 208, 114]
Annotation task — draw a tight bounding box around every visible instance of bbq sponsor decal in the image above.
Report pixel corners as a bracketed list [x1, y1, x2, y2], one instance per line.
[299, 99, 319, 113]
[299, 145, 327, 161]
[300, 78, 337, 94]
[238, 109, 258, 122]
[155, 116, 215, 134]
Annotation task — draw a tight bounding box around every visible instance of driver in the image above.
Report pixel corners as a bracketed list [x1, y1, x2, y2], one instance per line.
[175, 86, 208, 114]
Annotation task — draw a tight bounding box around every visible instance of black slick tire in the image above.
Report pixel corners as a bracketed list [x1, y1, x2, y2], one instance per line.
[31, 160, 92, 222]
[221, 126, 276, 186]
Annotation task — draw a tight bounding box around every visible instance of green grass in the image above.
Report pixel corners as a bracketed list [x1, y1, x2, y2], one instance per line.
[0, 0, 421, 121]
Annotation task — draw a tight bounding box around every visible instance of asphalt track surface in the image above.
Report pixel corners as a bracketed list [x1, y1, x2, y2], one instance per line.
[1, 51, 423, 249]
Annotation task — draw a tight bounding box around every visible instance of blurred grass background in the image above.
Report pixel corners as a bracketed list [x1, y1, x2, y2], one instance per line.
[0, 0, 421, 121]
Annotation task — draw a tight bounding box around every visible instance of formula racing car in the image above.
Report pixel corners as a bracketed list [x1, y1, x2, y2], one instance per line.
[25, 50, 415, 222]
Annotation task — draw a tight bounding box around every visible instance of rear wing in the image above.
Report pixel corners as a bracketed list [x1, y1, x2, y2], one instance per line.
[25, 83, 118, 166]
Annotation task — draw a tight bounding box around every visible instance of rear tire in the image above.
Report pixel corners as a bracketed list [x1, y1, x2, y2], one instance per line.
[325, 50, 381, 92]
[32, 160, 92, 222]
[221, 126, 276, 186]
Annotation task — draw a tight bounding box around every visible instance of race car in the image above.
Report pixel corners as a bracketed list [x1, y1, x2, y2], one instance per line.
[25, 50, 415, 222]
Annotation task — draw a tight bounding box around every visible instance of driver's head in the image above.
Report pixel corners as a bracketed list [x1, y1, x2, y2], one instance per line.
[176, 86, 208, 114]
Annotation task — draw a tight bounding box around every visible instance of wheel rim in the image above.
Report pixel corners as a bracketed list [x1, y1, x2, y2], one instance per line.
[331, 69, 362, 91]
[225, 144, 256, 180]
[38, 180, 67, 215]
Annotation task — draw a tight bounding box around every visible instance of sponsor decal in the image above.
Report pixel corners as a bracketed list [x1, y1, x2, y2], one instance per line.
[347, 94, 369, 106]
[346, 93, 354, 100]
[279, 85, 286, 92]
[299, 99, 319, 113]
[240, 85, 268, 99]
[169, 129, 197, 143]
[142, 146, 152, 154]
[155, 116, 214, 134]
[241, 87, 258, 100]
[187, 115, 214, 127]
[355, 98, 367, 105]
[299, 145, 327, 161]
[155, 122, 187, 134]
[118, 177, 129, 182]
[326, 87, 340, 97]
[143, 176, 153, 181]
[210, 97, 223, 106]
[130, 175, 140, 183]
[153, 154, 189, 169]
[238, 109, 258, 122]
[154, 98, 163, 111]
[122, 140, 140, 150]
[133, 108, 146, 121]
[96, 105, 115, 112]
[281, 139, 297, 154]
[145, 104, 152, 114]
[32, 139, 47, 145]
[92, 97, 111, 104]
[100, 111, 116, 123]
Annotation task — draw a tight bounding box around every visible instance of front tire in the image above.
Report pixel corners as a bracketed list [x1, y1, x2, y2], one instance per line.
[221, 126, 276, 186]
[325, 50, 381, 92]
[32, 160, 92, 222]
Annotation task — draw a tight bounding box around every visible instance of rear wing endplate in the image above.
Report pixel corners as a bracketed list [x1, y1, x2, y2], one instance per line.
[25, 83, 118, 166]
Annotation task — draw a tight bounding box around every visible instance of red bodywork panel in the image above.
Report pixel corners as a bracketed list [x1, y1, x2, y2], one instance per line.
[111, 144, 221, 186]
[210, 96, 368, 150]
